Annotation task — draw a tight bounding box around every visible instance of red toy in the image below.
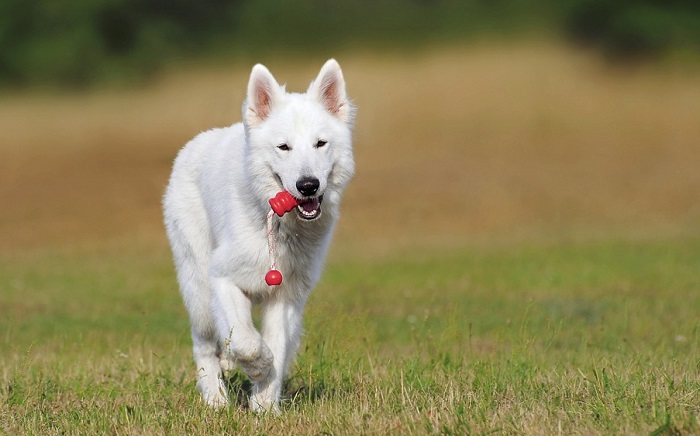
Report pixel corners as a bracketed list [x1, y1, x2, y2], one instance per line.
[265, 269, 283, 286]
[265, 191, 299, 286]
[269, 191, 299, 217]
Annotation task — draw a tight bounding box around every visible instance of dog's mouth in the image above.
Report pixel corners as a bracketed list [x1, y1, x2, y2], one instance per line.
[296, 195, 323, 220]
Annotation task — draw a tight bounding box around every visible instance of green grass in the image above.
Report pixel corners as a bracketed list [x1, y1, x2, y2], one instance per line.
[1, 238, 699, 434]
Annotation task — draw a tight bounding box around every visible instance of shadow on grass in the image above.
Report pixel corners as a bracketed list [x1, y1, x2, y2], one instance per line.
[285, 376, 333, 407]
[222, 370, 334, 410]
[222, 372, 253, 409]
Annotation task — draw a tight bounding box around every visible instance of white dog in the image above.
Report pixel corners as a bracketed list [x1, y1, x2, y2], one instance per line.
[162, 60, 355, 412]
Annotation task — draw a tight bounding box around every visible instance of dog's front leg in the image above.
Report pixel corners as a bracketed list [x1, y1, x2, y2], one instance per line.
[211, 276, 274, 384]
[249, 296, 306, 413]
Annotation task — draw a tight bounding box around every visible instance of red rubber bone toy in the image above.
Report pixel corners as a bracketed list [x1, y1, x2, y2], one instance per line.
[269, 190, 299, 217]
[264, 191, 300, 286]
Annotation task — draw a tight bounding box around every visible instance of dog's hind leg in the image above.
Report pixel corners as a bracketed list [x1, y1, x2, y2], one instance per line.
[192, 328, 229, 409]
[164, 186, 228, 408]
[174, 246, 228, 408]
[175, 249, 229, 408]
[172, 247, 228, 408]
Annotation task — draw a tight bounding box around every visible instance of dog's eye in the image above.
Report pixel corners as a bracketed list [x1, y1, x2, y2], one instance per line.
[315, 140, 327, 148]
[277, 143, 290, 151]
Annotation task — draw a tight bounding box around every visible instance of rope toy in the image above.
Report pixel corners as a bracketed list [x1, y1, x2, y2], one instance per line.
[265, 191, 299, 286]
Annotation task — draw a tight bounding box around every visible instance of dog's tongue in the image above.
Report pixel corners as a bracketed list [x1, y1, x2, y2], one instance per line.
[300, 198, 319, 212]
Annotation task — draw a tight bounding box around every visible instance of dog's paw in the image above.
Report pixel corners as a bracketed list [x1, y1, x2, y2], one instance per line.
[197, 376, 229, 410]
[233, 338, 274, 382]
[249, 394, 281, 415]
[204, 392, 229, 410]
[219, 355, 236, 373]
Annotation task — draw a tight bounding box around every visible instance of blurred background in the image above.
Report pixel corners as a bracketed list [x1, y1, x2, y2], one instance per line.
[1, 0, 699, 256]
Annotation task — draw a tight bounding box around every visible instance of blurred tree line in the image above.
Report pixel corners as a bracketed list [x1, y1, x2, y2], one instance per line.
[565, 0, 700, 59]
[0, 0, 698, 88]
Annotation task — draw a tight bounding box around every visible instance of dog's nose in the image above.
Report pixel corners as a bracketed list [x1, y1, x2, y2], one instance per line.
[296, 177, 320, 196]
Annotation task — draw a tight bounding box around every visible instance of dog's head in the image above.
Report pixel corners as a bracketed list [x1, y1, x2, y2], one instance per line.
[242, 60, 355, 221]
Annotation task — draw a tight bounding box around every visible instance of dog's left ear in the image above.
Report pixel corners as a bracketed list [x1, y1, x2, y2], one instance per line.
[245, 64, 283, 128]
[308, 59, 354, 124]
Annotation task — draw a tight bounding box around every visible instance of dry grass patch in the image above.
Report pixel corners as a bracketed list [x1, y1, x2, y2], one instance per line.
[1, 42, 699, 253]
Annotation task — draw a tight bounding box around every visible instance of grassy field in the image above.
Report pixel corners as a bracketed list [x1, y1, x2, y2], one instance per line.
[1, 42, 699, 433]
[1, 239, 699, 433]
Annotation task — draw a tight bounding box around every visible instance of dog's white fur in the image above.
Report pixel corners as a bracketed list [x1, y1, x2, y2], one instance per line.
[162, 60, 354, 412]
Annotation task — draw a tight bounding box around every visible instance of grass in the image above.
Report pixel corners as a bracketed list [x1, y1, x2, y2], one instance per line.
[1, 237, 698, 434]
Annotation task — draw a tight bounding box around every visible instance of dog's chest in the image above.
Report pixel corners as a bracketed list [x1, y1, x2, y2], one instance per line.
[217, 221, 330, 297]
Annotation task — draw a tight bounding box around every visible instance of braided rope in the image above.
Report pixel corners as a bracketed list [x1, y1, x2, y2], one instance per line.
[266, 209, 276, 270]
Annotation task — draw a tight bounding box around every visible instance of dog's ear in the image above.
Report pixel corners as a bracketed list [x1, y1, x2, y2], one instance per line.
[245, 64, 282, 128]
[308, 59, 354, 124]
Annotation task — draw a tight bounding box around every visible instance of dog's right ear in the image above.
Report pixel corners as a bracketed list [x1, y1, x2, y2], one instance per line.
[308, 59, 354, 125]
[244, 64, 282, 128]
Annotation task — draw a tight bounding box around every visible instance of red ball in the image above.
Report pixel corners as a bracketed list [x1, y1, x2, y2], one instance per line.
[265, 269, 283, 286]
